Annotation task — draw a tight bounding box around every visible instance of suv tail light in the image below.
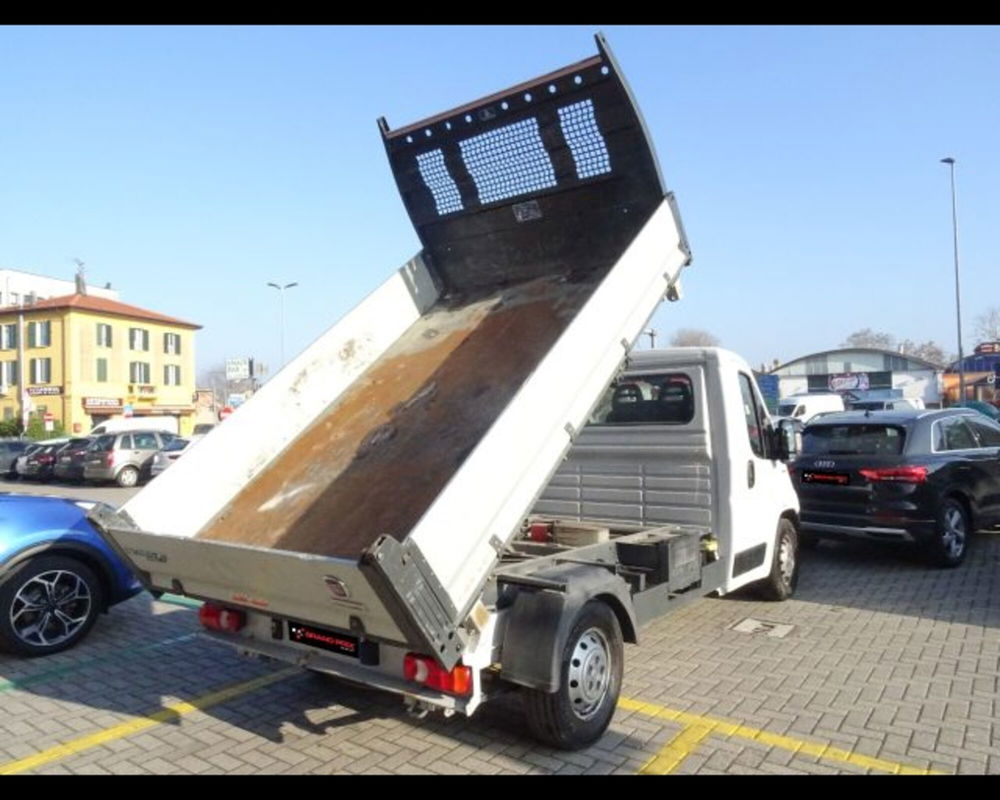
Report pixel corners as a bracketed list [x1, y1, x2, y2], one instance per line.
[198, 602, 246, 633]
[105, 451, 114, 467]
[403, 654, 473, 696]
[859, 466, 928, 484]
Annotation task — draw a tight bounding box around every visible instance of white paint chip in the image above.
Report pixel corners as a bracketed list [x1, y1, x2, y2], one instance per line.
[730, 617, 795, 638]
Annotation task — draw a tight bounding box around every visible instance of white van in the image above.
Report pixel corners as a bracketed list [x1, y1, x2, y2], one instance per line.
[775, 393, 844, 424]
[90, 417, 179, 436]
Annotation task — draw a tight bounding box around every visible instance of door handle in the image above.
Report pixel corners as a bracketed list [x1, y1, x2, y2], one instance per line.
[747, 460, 756, 489]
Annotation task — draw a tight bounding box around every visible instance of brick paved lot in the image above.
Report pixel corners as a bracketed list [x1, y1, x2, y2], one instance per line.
[1, 533, 997, 774]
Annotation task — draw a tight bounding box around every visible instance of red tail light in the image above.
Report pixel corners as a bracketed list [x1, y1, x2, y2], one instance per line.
[198, 602, 246, 633]
[105, 451, 114, 467]
[403, 654, 473, 696]
[859, 466, 928, 484]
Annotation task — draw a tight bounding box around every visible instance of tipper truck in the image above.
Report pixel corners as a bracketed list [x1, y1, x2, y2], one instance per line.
[90, 34, 802, 750]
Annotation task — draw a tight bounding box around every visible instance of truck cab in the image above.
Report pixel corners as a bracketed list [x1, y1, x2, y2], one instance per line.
[536, 347, 800, 596]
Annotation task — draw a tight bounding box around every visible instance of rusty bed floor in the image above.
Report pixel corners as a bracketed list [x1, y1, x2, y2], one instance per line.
[198, 275, 599, 558]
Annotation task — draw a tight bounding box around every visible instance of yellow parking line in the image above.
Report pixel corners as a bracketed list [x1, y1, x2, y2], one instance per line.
[640, 723, 714, 774]
[619, 696, 943, 775]
[0, 667, 299, 775]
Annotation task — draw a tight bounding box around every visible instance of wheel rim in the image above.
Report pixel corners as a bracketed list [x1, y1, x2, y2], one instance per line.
[567, 627, 612, 720]
[942, 505, 967, 559]
[778, 533, 796, 586]
[10, 570, 92, 648]
[119, 468, 137, 487]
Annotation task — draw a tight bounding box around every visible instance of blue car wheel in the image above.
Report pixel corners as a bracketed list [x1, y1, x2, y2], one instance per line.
[0, 555, 104, 656]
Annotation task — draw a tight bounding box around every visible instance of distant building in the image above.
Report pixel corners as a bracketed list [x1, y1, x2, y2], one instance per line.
[0, 293, 201, 435]
[0, 268, 118, 308]
[770, 347, 943, 407]
[942, 342, 1000, 405]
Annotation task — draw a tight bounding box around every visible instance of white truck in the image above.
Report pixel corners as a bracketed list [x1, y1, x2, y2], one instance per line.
[89, 35, 801, 750]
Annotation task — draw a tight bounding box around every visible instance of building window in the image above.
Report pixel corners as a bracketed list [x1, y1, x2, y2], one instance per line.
[129, 361, 151, 384]
[10, 293, 19, 306]
[30, 358, 52, 384]
[96, 358, 108, 383]
[129, 327, 150, 351]
[164, 364, 181, 386]
[2, 407, 11, 421]
[0, 324, 16, 350]
[164, 332, 181, 355]
[97, 323, 113, 347]
[27, 320, 51, 348]
[1, 361, 17, 387]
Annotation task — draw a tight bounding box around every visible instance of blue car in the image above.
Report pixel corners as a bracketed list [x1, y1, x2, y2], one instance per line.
[0, 494, 142, 656]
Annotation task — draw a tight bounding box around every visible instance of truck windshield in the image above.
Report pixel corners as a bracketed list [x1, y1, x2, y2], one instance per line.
[589, 373, 694, 425]
[802, 424, 906, 456]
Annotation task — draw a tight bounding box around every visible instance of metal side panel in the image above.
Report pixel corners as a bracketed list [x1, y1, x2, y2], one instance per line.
[118, 255, 439, 539]
[99, 527, 412, 645]
[535, 363, 714, 530]
[410, 197, 689, 614]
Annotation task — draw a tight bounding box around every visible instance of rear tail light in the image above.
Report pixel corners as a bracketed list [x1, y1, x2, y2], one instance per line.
[859, 466, 928, 484]
[198, 602, 246, 633]
[403, 654, 473, 696]
[105, 451, 114, 467]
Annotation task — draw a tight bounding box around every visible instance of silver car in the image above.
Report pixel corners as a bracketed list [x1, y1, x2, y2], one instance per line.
[150, 437, 190, 477]
[83, 430, 175, 487]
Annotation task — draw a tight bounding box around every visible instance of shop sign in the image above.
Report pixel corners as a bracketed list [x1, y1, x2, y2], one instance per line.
[828, 372, 870, 392]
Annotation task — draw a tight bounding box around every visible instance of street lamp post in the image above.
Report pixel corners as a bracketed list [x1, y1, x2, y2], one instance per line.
[940, 158, 964, 404]
[267, 281, 298, 367]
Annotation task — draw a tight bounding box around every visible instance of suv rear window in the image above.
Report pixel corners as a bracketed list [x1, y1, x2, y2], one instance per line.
[802, 424, 906, 456]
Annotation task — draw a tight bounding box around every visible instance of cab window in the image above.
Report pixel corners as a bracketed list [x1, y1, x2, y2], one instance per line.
[589, 373, 695, 426]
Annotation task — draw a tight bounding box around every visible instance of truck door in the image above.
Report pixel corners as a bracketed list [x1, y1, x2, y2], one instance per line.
[727, 371, 790, 587]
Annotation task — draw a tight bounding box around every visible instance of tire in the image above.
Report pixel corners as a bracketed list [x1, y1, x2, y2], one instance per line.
[523, 600, 623, 750]
[116, 466, 139, 488]
[757, 517, 799, 601]
[0, 555, 104, 657]
[924, 497, 970, 568]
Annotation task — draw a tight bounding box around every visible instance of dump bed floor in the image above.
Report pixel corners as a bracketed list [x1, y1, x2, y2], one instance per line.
[198, 275, 598, 558]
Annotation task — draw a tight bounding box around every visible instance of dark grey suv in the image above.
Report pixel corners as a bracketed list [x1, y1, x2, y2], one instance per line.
[790, 408, 1000, 567]
[82, 430, 176, 487]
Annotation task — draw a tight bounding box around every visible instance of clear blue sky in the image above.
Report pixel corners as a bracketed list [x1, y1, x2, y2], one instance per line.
[1, 25, 997, 377]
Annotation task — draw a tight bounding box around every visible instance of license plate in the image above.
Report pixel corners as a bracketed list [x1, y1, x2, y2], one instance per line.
[287, 622, 359, 657]
[60, 456, 71, 462]
[802, 471, 850, 486]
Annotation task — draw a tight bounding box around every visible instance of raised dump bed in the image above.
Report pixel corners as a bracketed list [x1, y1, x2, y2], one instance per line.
[92, 34, 691, 668]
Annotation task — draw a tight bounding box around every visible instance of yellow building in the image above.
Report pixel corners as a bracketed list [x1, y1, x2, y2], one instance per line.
[0, 293, 201, 436]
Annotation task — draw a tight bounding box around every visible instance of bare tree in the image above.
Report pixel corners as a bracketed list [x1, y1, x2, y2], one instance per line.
[840, 329, 895, 350]
[974, 307, 1000, 344]
[896, 339, 953, 367]
[197, 362, 230, 403]
[669, 328, 720, 347]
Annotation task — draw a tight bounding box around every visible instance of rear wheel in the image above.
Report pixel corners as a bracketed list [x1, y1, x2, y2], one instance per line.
[116, 466, 139, 488]
[925, 497, 970, 568]
[757, 518, 799, 601]
[523, 600, 623, 750]
[0, 555, 104, 656]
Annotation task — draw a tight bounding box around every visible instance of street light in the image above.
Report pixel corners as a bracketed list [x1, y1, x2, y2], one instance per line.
[940, 157, 964, 403]
[267, 281, 298, 367]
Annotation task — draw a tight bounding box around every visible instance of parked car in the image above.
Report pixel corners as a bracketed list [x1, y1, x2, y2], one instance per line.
[20, 438, 72, 482]
[0, 494, 143, 656]
[53, 437, 96, 484]
[90, 417, 179, 436]
[0, 440, 30, 478]
[849, 398, 925, 412]
[14, 444, 43, 479]
[953, 400, 1000, 422]
[150, 437, 190, 478]
[790, 408, 1000, 567]
[83, 430, 175, 487]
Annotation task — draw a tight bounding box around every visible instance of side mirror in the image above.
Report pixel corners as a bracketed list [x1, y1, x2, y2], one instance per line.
[772, 417, 803, 461]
